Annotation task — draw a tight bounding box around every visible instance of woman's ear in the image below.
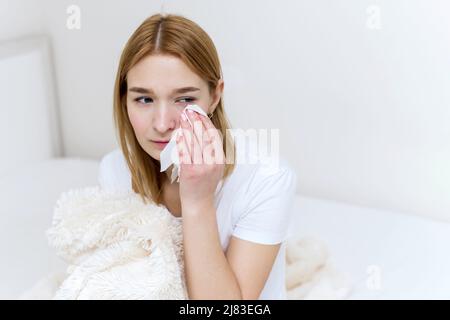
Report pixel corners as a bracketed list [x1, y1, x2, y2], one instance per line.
[209, 78, 224, 113]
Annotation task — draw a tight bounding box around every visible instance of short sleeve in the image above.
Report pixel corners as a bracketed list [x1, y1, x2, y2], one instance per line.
[231, 160, 297, 245]
[98, 149, 132, 192]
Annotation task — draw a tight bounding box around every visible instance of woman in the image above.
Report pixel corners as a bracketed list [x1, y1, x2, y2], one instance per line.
[99, 13, 297, 299]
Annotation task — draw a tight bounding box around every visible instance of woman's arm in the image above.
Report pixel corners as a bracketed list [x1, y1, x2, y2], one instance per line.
[182, 201, 242, 300]
[177, 110, 283, 299]
[182, 201, 281, 300]
[225, 236, 281, 299]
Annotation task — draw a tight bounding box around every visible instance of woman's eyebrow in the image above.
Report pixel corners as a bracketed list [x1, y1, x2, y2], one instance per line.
[128, 86, 200, 94]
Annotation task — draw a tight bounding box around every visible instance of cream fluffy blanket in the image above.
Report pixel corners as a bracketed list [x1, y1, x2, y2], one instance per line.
[20, 187, 351, 300]
[45, 187, 187, 299]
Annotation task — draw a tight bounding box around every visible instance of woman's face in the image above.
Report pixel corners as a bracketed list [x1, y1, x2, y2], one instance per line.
[126, 54, 223, 161]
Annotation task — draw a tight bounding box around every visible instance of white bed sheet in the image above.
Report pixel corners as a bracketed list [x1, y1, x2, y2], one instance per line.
[289, 195, 450, 299]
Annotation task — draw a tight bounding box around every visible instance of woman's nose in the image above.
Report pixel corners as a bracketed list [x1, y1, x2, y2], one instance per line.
[153, 107, 179, 133]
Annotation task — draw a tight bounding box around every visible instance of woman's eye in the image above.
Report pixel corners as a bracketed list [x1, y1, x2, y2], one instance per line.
[177, 97, 196, 103]
[135, 96, 152, 104]
[133, 96, 196, 105]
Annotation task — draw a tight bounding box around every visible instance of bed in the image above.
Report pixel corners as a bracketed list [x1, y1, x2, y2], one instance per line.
[1, 36, 449, 300]
[289, 196, 450, 299]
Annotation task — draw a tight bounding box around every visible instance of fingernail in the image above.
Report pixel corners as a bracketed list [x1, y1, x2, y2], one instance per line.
[188, 109, 194, 114]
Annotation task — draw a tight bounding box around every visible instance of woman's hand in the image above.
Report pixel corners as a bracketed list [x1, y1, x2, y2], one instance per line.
[176, 109, 225, 213]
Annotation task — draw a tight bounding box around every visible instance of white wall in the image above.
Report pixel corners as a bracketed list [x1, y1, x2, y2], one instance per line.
[0, 0, 44, 40]
[5, 0, 450, 222]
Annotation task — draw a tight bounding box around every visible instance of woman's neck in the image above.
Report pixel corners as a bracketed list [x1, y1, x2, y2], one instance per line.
[161, 171, 182, 217]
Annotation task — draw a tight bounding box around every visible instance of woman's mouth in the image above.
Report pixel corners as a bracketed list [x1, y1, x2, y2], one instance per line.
[151, 140, 169, 150]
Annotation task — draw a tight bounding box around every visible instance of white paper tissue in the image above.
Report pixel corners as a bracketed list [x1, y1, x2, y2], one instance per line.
[159, 104, 208, 183]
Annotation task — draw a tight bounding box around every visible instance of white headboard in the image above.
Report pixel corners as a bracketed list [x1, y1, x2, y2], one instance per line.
[0, 35, 62, 177]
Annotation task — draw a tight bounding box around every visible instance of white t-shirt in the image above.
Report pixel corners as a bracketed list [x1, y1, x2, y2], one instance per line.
[98, 137, 297, 299]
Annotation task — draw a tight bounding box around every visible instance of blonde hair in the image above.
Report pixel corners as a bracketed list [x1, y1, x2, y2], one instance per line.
[113, 13, 236, 205]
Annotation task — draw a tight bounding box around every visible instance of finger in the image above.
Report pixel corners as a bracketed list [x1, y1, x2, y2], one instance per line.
[186, 110, 204, 165]
[198, 112, 216, 131]
[186, 110, 205, 144]
[179, 114, 193, 164]
[189, 111, 214, 154]
[176, 126, 192, 165]
[198, 113, 221, 143]
[195, 114, 224, 165]
[198, 114, 224, 162]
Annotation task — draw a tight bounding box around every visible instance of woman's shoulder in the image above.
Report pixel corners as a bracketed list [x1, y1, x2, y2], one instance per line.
[241, 157, 297, 198]
[98, 148, 132, 192]
[230, 135, 297, 193]
[226, 138, 298, 245]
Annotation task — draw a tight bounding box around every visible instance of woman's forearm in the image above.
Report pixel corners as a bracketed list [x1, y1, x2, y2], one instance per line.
[182, 202, 242, 300]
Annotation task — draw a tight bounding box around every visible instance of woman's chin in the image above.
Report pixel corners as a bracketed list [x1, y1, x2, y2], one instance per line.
[152, 152, 161, 161]
[143, 147, 161, 161]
